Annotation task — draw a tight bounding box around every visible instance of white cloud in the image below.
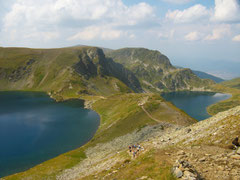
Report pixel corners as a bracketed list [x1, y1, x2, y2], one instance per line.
[67, 26, 123, 41]
[204, 25, 231, 40]
[212, 0, 240, 22]
[166, 4, 209, 23]
[158, 30, 175, 39]
[162, 0, 193, 4]
[129, 34, 136, 39]
[184, 31, 201, 41]
[232, 34, 240, 41]
[25, 31, 60, 41]
[2, 0, 154, 42]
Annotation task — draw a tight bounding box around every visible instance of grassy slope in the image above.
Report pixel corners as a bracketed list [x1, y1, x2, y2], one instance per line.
[221, 77, 240, 89]
[207, 82, 240, 115]
[5, 93, 195, 180]
[83, 149, 177, 180]
[0, 47, 133, 97]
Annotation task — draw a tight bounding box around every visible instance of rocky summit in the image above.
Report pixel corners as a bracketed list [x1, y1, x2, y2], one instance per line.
[106, 48, 214, 92]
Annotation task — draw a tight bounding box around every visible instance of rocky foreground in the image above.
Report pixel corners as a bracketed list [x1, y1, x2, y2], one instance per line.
[56, 106, 240, 180]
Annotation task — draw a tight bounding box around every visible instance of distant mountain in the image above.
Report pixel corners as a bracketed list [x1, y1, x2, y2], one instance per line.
[221, 77, 240, 89]
[192, 70, 225, 83]
[106, 48, 214, 92]
[0, 46, 142, 98]
[175, 66, 224, 83]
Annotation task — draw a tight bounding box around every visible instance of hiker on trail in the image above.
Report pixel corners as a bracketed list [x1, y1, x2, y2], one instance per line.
[128, 143, 144, 158]
[129, 145, 132, 153]
[232, 137, 239, 148]
[137, 144, 141, 150]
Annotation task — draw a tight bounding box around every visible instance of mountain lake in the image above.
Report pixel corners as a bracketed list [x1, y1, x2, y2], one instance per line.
[0, 91, 100, 178]
[161, 91, 231, 121]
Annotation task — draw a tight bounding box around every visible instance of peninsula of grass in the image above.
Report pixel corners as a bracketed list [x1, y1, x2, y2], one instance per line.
[207, 83, 240, 115]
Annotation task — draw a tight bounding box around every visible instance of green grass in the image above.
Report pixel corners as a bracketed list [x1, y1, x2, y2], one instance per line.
[221, 77, 240, 90]
[207, 83, 240, 115]
[83, 149, 176, 180]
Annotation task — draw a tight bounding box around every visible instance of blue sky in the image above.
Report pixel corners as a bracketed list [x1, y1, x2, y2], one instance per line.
[0, 0, 239, 79]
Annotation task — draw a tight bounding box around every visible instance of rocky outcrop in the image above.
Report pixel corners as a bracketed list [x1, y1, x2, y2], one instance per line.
[106, 48, 214, 92]
[0, 59, 35, 82]
[73, 48, 143, 93]
[172, 159, 202, 180]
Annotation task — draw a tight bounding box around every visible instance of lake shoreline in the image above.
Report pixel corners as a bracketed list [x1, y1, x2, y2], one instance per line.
[0, 91, 100, 178]
[161, 91, 232, 121]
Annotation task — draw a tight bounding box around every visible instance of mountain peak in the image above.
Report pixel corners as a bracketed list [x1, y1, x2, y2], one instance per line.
[106, 48, 214, 92]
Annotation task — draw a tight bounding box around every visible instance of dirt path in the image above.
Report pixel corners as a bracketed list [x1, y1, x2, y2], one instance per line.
[140, 103, 175, 127]
[141, 105, 161, 123]
[138, 96, 177, 126]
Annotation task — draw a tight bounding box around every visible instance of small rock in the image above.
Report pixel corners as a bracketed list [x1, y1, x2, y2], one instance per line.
[184, 170, 197, 178]
[218, 166, 224, 171]
[199, 157, 206, 162]
[236, 147, 240, 155]
[139, 176, 148, 180]
[221, 157, 228, 161]
[173, 168, 183, 178]
[186, 128, 192, 133]
[231, 155, 240, 160]
[177, 150, 185, 156]
[227, 152, 235, 157]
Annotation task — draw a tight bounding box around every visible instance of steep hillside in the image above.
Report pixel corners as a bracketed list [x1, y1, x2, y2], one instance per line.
[221, 77, 240, 89]
[83, 105, 240, 180]
[106, 48, 214, 92]
[0, 47, 142, 97]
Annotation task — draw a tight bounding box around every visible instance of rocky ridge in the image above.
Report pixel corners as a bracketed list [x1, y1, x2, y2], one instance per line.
[106, 48, 214, 92]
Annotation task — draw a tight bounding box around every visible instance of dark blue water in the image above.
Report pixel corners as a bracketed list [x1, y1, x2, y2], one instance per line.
[161, 91, 231, 121]
[0, 91, 100, 178]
